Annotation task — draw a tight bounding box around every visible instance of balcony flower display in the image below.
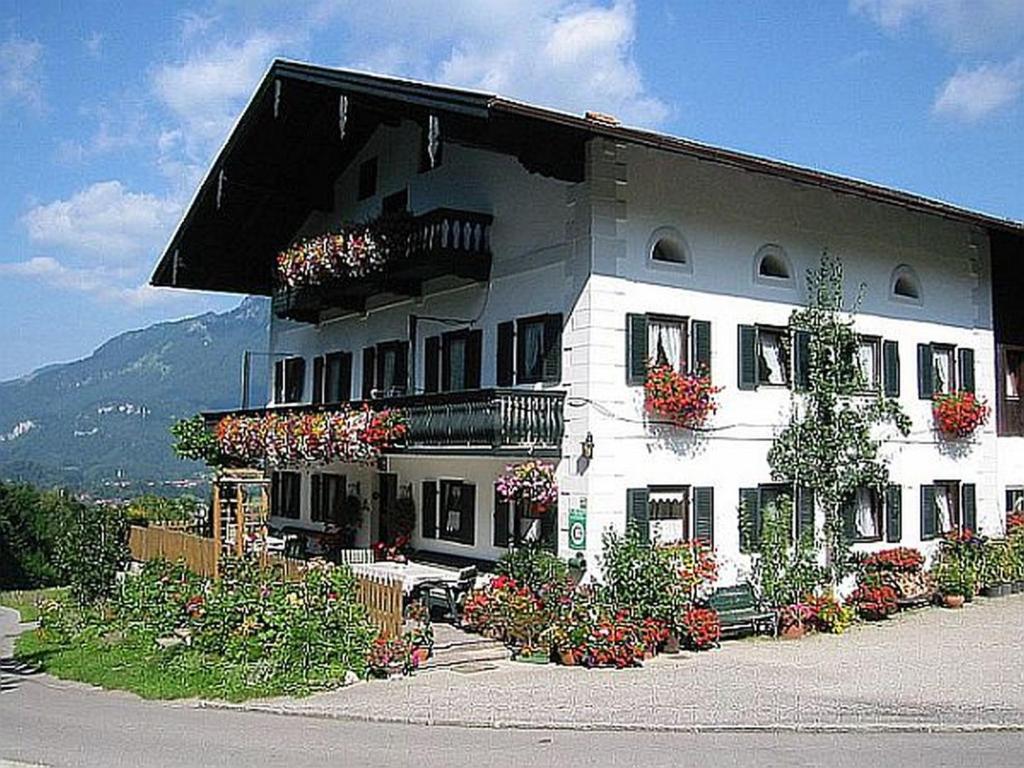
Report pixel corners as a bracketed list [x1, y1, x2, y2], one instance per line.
[276, 226, 385, 289]
[932, 390, 990, 439]
[644, 364, 722, 430]
[495, 460, 558, 514]
[215, 407, 407, 466]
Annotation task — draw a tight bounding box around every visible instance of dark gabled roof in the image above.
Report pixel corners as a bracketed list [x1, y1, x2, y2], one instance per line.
[151, 59, 1023, 296]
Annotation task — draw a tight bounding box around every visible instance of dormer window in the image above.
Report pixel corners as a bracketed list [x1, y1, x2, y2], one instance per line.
[754, 244, 793, 284]
[891, 265, 922, 303]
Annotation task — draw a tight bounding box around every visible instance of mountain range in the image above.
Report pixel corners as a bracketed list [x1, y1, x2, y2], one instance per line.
[0, 297, 269, 497]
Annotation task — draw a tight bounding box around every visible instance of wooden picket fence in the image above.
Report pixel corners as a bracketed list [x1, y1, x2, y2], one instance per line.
[127, 526, 403, 638]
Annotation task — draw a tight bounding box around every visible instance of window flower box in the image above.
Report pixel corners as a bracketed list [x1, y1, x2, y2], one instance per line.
[932, 390, 990, 439]
[644, 364, 721, 430]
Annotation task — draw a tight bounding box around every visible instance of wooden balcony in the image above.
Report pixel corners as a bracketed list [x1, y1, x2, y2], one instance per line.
[272, 208, 493, 323]
[205, 388, 565, 458]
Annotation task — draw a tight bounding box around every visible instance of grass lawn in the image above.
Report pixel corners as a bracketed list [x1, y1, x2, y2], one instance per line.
[14, 630, 284, 702]
[0, 587, 67, 623]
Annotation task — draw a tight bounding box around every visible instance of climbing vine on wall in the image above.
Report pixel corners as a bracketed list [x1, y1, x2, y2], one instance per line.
[767, 253, 911, 584]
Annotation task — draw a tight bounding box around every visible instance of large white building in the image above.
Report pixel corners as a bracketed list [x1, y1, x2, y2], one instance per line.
[152, 61, 1024, 581]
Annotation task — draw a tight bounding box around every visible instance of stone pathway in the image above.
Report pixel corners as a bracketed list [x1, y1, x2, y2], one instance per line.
[225, 594, 1024, 731]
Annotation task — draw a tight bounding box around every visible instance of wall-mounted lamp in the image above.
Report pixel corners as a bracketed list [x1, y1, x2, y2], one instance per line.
[581, 432, 595, 460]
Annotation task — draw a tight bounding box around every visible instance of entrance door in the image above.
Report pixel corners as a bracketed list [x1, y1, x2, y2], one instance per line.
[377, 472, 398, 545]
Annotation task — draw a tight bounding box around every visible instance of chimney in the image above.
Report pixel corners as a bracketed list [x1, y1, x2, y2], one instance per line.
[584, 110, 620, 127]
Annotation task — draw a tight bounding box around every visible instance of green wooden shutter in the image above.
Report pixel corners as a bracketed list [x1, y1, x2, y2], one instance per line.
[493, 487, 510, 547]
[885, 484, 902, 543]
[796, 485, 815, 540]
[496, 322, 514, 386]
[396, 342, 410, 393]
[310, 474, 323, 523]
[424, 336, 440, 393]
[693, 487, 714, 545]
[465, 329, 483, 389]
[460, 483, 477, 545]
[541, 314, 563, 383]
[793, 330, 811, 391]
[920, 485, 937, 539]
[738, 325, 758, 390]
[421, 481, 437, 539]
[962, 483, 977, 532]
[840, 494, 857, 542]
[917, 344, 934, 399]
[626, 314, 648, 385]
[312, 356, 324, 405]
[958, 348, 975, 393]
[691, 320, 712, 377]
[883, 340, 900, 397]
[739, 487, 760, 552]
[626, 488, 650, 543]
[362, 347, 376, 399]
[273, 360, 285, 404]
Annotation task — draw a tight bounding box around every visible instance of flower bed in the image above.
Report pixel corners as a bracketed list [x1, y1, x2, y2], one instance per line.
[860, 547, 932, 603]
[680, 607, 720, 650]
[215, 407, 407, 466]
[644, 364, 722, 429]
[932, 390, 990, 439]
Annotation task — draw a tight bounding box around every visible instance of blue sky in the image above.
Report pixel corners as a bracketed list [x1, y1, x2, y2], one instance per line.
[1, 0, 1022, 381]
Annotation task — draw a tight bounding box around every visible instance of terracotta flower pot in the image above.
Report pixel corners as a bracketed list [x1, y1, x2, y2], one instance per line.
[943, 594, 965, 609]
[780, 622, 805, 640]
[661, 633, 681, 654]
[559, 650, 576, 666]
[411, 646, 431, 666]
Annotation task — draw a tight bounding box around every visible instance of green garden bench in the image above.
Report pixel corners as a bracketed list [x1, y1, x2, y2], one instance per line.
[707, 583, 777, 638]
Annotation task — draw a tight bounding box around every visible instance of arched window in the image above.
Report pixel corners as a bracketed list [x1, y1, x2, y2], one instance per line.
[890, 265, 922, 303]
[647, 227, 691, 273]
[754, 244, 793, 286]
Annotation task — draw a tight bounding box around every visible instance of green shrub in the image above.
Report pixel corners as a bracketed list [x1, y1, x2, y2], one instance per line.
[496, 544, 569, 594]
[0, 482, 62, 589]
[53, 501, 129, 606]
[599, 524, 691, 632]
[748, 496, 827, 609]
[39, 557, 377, 696]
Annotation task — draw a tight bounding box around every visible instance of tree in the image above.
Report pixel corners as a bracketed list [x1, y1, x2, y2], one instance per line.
[768, 253, 911, 583]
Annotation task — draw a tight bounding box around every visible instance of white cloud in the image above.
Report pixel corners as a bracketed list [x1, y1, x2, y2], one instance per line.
[22, 181, 181, 261]
[0, 257, 174, 307]
[933, 57, 1024, 121]
[317, 0, 667, 126]
[152, 32, 287, 158]
[0, 33, 44, 111]
[851, 0, 1024, 53]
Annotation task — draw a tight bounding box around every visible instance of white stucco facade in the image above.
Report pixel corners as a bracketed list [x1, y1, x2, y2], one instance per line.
[262, 122, 1016, 582]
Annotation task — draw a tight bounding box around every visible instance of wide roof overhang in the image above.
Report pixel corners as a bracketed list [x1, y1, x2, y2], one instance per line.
[151, 59, 1023, 296]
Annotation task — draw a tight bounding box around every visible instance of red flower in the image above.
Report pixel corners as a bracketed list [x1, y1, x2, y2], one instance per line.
[644, 364, 722, 430]
[932, 391, 990, 439]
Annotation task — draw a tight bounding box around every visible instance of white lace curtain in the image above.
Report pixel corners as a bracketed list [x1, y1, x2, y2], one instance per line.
[648, 320, 683, 371]
[759, 333, 785, 384]
[855, 487, 878, 538]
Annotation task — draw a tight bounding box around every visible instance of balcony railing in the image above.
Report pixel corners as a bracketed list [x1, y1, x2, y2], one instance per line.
[272, 207, 493, 323]
[205, 388, 565, 457]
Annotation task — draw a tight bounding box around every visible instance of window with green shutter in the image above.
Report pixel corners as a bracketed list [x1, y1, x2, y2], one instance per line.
[917, 344, 934, 400]
[626, 314, 711, 384]
[693, 486, 714, 545]
[793, 330, 811, 391]
[961, 483, 977, 532]
[883, 340, 900, 397]
[795, 485, 815, 540]
[421, 481, 437, 539]
[885, 484, 902, 543]
[920, 484, 937, 540]
[739, 487, 761, 552]
[958, 348, 975, 393]
[626, 487, 651, 542]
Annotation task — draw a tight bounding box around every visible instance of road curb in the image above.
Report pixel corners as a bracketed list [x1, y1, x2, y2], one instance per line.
[198, 699, 1024, 734]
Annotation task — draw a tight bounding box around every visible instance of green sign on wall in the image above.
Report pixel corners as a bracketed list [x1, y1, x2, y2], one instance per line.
[568, 498, 587, 551]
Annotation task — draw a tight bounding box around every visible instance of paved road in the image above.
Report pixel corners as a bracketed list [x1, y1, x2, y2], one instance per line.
[2, 669, 1024, 768]
[4, 604, 1024, 767]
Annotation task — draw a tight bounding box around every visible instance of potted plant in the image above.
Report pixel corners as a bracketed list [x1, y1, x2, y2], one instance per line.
[496, 460, 558, 515]
[644, 363, 722, 429]
[778, 602, 813, 639]
[848, 583, 898, 621]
